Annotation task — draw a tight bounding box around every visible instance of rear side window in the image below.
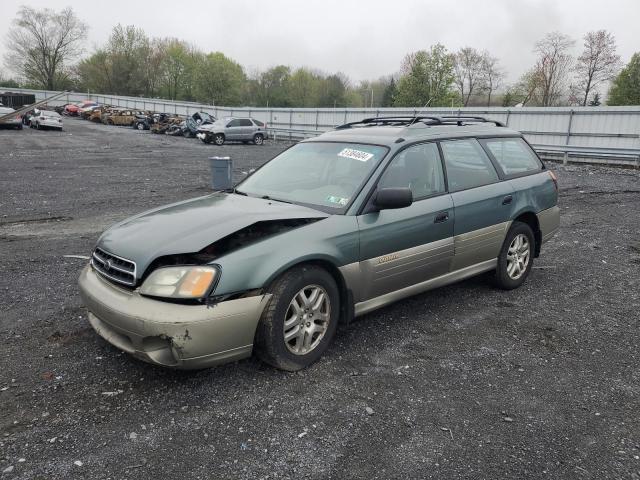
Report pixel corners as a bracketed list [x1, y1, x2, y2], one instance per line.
[440, 139, 499, 192]
[252, 119, 264, 127]
[482, 138, 542, 175]
[239, 119, 253, 127]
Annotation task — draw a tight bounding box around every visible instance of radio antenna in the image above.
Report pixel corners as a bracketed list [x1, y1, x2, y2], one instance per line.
[408, 96, 433, 127]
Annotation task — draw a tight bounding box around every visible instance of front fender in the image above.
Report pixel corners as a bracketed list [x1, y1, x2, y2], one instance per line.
[212, 215, 360, 295]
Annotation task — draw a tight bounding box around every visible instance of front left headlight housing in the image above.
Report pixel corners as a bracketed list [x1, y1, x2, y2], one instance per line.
[139, 266, 218, 299]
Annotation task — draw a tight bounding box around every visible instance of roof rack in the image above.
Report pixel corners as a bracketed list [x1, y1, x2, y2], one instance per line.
[336, 115, 504, 129]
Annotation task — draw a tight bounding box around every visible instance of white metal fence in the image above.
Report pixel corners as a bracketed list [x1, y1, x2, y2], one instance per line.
[6, 88, 640, 153]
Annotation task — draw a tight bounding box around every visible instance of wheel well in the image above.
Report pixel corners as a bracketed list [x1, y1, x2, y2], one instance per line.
[273, 260, 353, 326]
[514, 212, 541, 257]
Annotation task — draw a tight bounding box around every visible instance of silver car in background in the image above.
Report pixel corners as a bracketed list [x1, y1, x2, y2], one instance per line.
[0, 106, 24, 130]
[196, 117, 267, 145]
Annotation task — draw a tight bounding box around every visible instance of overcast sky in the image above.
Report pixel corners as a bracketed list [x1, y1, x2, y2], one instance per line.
[0, 0, 638, 84]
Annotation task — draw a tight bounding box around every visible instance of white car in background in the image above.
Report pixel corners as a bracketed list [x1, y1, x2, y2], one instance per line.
[30, 110, 63, 131]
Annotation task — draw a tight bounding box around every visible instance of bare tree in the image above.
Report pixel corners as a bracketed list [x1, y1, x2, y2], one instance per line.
[574, 30, 622, 106]
[533, 32, 575, 106]
[453, 47, 485, 106]
[4, 6, 87, 90]
[480, 53, 504, 106]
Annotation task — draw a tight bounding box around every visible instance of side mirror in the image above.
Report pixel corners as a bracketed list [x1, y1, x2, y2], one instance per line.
[374, 187, 413, 210]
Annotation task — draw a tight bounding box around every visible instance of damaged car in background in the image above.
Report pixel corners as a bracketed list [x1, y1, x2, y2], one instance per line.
[79, 116, 559, 371]
[197, 116, 267, 145]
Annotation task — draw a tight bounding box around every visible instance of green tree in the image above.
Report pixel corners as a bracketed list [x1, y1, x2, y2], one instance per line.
[106, 25, 151, 95]
[77, 49, 113, 93]
[255, 65, 292, 107]
[318, 74, 348, 107]
[394, 44, 457, 107]
[158, 39, 194, 100]
[194, 52, 246, 106]
[607, 53, 640, 105]
[382, 77, 397, 107]
[286, 68, 320, 107]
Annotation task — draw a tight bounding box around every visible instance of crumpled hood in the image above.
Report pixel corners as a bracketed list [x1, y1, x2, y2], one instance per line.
[97, 193, 328, 277]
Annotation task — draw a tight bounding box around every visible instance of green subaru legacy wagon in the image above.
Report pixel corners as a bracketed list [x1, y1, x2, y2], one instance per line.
[79, 116, 560, 371]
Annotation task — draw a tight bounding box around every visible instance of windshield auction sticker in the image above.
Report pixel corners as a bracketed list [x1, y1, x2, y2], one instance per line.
[338, 148, 374, 162]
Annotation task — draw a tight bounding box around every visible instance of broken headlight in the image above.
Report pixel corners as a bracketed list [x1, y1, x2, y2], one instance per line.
[140, 266, 218, 299]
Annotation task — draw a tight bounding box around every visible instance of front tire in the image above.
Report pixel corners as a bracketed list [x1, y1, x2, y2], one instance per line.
[495, 221, 535, 290]
[213, 133, 225, 145]
[255, 265, 339, 371]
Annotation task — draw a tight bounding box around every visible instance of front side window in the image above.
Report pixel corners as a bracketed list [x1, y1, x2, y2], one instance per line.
[227, 119, 241, 127]
[237, 142, 388, 212]
[378, 143, 445, 199]
[482, 137, 542, 175]
[440, 139, 499, 192]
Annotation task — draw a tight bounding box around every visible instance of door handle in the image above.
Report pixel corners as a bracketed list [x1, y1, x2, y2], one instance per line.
[434, 211, 449, 223]
[502, 195, 513, 205]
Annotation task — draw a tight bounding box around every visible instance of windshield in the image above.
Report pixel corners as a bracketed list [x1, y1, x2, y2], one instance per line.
[237, 142, 388, 211]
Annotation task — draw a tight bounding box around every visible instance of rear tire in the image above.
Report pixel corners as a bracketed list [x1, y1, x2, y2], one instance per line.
[495, 221, 535, 290]
[253, 133, 264, 145]
[255, 265, 339, 371]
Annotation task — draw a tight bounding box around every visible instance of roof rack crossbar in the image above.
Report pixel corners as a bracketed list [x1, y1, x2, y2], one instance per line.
[438, 115, 505, 127]
[336, 115, 504, 130]
[335, 116, 444, 129]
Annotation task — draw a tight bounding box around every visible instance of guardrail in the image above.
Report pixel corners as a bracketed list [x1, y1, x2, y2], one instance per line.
[532, 144, 640, 168]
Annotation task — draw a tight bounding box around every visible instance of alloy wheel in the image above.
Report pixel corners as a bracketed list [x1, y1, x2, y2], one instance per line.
[283, 285, 330, 355]
[506, 234, 530, 280]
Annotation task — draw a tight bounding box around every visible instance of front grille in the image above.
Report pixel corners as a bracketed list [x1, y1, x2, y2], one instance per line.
[91, 247, 137, 287]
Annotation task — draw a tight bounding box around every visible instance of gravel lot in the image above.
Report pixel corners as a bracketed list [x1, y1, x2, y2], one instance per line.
[1, 118, 639, 479]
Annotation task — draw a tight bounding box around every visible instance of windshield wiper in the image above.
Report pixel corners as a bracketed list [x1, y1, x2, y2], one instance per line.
[225, 188, 248, 196]
[261, 195, 292, 204]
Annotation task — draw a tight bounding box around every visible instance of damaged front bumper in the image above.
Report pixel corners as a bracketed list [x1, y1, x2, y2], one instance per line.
[78, 265, 271, 369]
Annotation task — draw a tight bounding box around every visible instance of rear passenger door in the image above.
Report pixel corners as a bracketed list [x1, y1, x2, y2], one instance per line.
[440, 138, 515, 271]
[479, 137, 556, 212]
[357, 142, 454, 301]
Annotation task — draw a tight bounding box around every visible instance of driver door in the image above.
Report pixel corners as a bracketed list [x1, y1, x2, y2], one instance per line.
[225, 119, 242, 140]
[356, 142, 454, 301]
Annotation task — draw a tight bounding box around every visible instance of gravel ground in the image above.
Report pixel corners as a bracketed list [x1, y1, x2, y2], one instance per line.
[1, 118, 639, 480]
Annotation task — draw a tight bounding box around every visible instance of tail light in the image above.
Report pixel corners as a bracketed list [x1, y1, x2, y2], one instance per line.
[548, 171, 558, 191]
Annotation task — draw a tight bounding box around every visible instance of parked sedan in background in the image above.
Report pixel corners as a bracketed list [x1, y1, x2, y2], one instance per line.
[30, 110, 63, 130]
[197, 117, 267, 145]
[0, 107, 23, 129]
